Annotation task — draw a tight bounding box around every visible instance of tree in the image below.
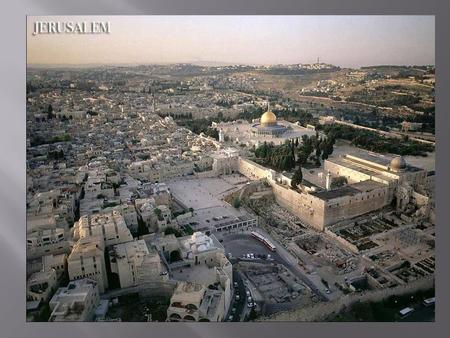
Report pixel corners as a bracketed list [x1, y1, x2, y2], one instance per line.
[321, 136, 335, 160]
[169, 250, 182, 262]
[164, 227, 182, 237]
[291, 167, 303, 190]
[247, 308, 258, 321]
[297, 151, 307, 166]
[315, 146, 322, 160]
[46, 104, 56, 119]
[331, 176, 348, 189]
[233, 197, 241, 208]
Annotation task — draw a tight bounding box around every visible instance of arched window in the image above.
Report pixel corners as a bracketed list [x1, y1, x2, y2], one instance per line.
[184, 315, 196, 321]
[185, 304, 198, 311]
[169, 313, 181, 321]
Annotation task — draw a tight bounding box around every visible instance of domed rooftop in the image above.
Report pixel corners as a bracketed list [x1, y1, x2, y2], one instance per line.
[185, 232, 214, 253]
[390, 156, 407, 171]
[260, 110, 277, 126]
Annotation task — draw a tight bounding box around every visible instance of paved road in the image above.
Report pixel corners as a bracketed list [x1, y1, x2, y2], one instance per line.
[221, 230, 330, 301]
[256, 228, 342, 301]
[400, 304, 435, 322]
[224, 269, 248, 321]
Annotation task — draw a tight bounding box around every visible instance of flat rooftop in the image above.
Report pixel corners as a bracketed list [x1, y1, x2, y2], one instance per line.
[330, 156, 397, 182]
[311, 179, 386, 201]
[171, 264, 218, 286]
[344, 153, 424, 174]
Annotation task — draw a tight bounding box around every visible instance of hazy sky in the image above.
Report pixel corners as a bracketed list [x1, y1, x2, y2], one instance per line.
[27, 16, 435, 68]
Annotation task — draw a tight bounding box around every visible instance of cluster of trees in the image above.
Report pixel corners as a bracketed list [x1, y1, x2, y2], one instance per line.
[319, 124, 434, 156]
[30, 133, 71, 147]
[296, 133, 336, 165]
[158, 112, 193, 120]
[348, 87, 425, 111]
[254, 133, 336, 172]
[203, 127, 219, 140]
[290, 167, 303, 190]
[47, 149, 64, 160]
[262, 66, 340, 76]
[177, 118, 215, 137]
[238, 106, 316, 126]
[339, 107, 403, 131]
[215, 99, 235, 108]
[175, 112, 232, 140]
[164, 226, 183, 238]
[254, 140, 296, 172]
[26, 81, 38, 94]
[406, 109, 435, 133]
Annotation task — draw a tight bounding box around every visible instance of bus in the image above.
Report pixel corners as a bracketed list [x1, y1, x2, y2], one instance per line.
[423, 297, 435, 307]
[399, 307, 415, 318]
[251, 231, 277, 252]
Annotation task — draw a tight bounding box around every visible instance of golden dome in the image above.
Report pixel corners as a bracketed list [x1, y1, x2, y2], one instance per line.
[260, 110, 277, 125]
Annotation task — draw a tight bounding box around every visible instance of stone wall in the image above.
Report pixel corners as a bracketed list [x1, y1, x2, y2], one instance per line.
[238, 157, 392, 230]
[238, 158, 272, 181]
[324, 229, 359, 253]
[261, 276, 434, 322]
[322, 185, 391, 226]
[324, 160, 372, 184]
[271, 183, 326, 231]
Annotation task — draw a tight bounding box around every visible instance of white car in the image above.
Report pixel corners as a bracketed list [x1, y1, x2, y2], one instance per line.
[246, 290, 250, 297]
[235, 295, 240, 301]
[325, 289, 331, 294]
[247, 302, 254, 308]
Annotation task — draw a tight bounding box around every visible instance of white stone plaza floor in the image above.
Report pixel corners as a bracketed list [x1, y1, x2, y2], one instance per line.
[167, 175, 252, 230]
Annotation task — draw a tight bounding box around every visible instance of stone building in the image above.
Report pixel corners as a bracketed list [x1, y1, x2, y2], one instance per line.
[49, 279, 100, 321]
[251, 108, 288, 137]
[109, 239, 164, 288]
[68, 237, 108, 293]
[72, 210, 133, 247]
[27, 269, 58, 303]
[237, 152, 428, 231]
[166, 281, 227, 322]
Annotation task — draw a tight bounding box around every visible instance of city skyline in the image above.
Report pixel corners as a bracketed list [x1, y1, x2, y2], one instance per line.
[27, 16, 435, 68]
